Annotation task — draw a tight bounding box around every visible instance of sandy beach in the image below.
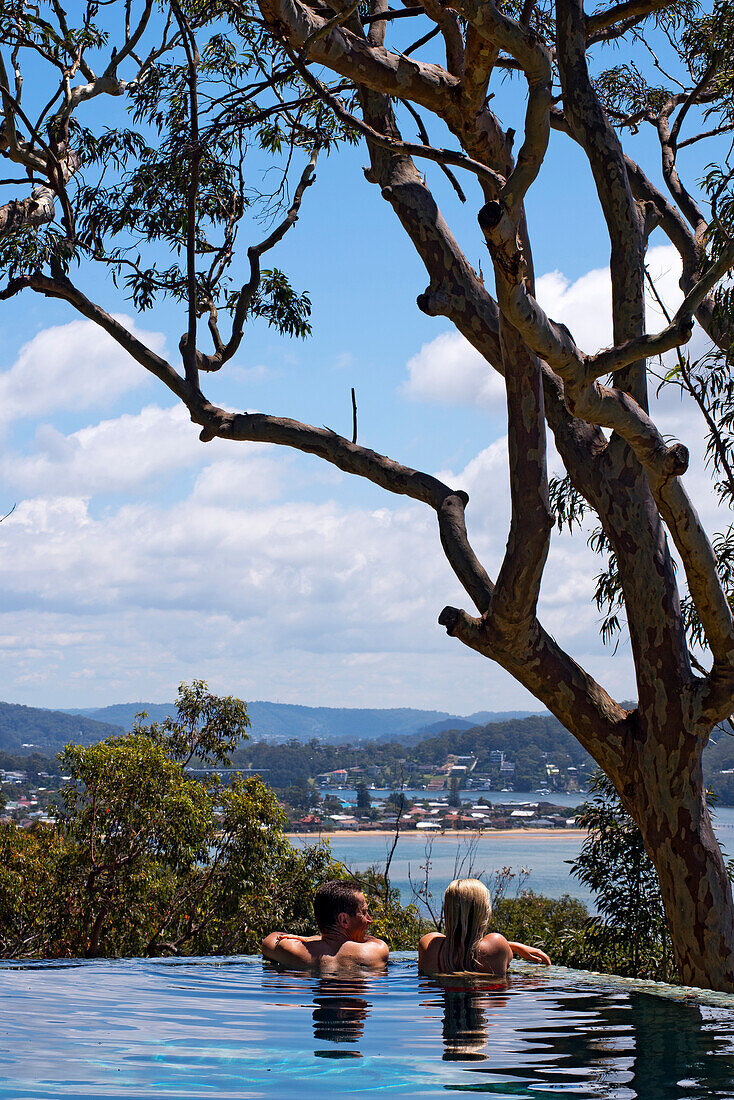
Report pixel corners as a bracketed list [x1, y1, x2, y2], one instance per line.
[287, 828, 588, 839]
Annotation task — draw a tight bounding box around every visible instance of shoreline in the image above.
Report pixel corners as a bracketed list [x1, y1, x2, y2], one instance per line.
[286, 828, 588, 839]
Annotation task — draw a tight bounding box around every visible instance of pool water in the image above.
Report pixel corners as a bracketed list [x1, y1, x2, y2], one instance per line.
[2, 955, 734, 1098]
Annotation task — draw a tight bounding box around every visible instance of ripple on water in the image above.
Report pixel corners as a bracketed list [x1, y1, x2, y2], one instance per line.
[2, 957, 734, 1098]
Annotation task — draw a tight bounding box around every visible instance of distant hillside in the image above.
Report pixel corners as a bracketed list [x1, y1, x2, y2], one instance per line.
[66, 702, 175, 727]
[231, 712, 594, 788]
[407, 711, 539, 741]
[407, 713, 594, 772]
[64, 700, 541, 744]
[0, 702, 124, 755]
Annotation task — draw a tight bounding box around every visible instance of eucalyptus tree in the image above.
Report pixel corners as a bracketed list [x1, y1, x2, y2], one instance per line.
[2, 0, 734, 988]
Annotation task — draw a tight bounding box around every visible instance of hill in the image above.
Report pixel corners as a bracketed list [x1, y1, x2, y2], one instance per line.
[62, 700, 540, 744]
[0, 702, 125, 755]
[229, 711, 593, 788]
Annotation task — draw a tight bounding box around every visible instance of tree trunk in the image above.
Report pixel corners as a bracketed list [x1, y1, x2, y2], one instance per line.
[628, 741, 734, 990]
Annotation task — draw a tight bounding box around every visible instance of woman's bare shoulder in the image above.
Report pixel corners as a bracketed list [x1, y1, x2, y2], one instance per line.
[419, 931, 444, 951]
[474, 933, 512, 971]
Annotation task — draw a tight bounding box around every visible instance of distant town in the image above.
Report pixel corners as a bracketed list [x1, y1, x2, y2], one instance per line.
[5, 701, 734, 829]
[1, 747, 585, 832]
[282, 750, 583, 832]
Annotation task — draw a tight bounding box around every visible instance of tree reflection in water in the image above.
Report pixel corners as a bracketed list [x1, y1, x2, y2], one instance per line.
[430, 977, 734, 1098]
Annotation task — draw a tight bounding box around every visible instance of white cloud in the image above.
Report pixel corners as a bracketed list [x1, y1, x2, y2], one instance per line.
[2, 404, 289, 501]
[535, 243, 686, 354]
[401, 331, 506, 407]
[2, 240, 727, 714]
[0, 316, 164, 423]
[5, 405, 197, 496]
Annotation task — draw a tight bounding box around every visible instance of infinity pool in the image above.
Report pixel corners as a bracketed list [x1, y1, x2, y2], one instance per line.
[2, 955, 734, 1098]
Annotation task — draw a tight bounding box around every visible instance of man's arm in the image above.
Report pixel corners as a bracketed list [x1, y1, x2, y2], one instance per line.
[261, 932, 317, 968]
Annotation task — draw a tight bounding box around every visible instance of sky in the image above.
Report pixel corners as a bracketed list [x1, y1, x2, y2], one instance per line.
[0, 21, 725, 716]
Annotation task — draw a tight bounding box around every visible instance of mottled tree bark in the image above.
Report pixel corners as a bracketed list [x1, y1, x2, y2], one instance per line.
[247, 0, 734, 991]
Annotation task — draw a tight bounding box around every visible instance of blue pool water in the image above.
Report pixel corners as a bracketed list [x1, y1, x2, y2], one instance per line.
[3, 955, 734, 1098]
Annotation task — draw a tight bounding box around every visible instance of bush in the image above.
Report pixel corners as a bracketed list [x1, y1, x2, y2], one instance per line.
[491, 891, 590, 968]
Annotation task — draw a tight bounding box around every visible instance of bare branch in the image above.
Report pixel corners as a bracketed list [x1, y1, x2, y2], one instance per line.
[418, 0, 465, 79]
[449, 0, 552, 216]
[556, 0, 648, 407]
[656, 111, 708, 239]
[586, 0, 674, 38]
[258, 0, 462, 121]
[285, 48, 506, 190]
[170, 0, 202, 388]
[678, 122, 734, 150]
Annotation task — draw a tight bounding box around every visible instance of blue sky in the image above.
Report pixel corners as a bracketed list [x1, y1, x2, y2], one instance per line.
[0, 22, 722, 716]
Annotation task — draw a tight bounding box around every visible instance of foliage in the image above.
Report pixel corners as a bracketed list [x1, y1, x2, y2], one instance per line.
[352, 865, 430, 949]
[137, 679, 251, 768]
[0, 681, 423, 959]
[569, 772, 677, 982]
[0, 822, 67, 957]
[491, 892, 590, 968]
[56, 731, 214, 957]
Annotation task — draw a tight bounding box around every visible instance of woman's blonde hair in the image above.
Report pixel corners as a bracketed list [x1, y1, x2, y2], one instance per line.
[441, 878, 492, 972]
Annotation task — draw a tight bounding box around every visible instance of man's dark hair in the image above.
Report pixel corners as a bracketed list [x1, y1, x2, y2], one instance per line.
[313, 879, 364, 931]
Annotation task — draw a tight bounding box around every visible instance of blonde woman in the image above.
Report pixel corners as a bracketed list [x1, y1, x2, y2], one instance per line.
[418, 878, 551, 976]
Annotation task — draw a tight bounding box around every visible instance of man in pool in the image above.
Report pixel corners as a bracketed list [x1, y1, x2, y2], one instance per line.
[262, 879, 389, 971]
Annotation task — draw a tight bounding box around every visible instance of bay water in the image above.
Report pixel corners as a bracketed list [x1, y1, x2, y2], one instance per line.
[293, 792, 734, 913]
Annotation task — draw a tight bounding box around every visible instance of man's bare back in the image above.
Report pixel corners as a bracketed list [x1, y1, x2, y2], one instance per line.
[262, 882, 389, 972]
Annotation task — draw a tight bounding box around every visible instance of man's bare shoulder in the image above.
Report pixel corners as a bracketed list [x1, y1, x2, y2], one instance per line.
[336, 935, 389, 966]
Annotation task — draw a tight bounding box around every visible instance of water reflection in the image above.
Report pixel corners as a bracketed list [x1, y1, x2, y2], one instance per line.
[419, 974, 511, 1063]
[627, 992, 734, 1099]
[436, 980, 734, 1099]
[312, 975, 371, 1058]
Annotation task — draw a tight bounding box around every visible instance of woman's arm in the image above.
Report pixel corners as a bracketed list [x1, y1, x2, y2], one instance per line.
[508, 941, 551, 965]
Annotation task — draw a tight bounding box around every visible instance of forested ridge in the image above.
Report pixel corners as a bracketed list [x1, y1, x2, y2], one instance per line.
[0, 702, 127, 754]
[0, 699, 537, 751]
[231, 713, 592, 787]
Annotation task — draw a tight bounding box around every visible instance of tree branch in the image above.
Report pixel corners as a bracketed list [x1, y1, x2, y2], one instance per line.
[171, 0, 202, 388]
[557, 0, 647, 408]
[586, 0, 674, 37]
[285, 48, 505, 190]
[257, 0, 462, 121]
[448, 0, 552, 217]
[196, 147, 319, 373]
